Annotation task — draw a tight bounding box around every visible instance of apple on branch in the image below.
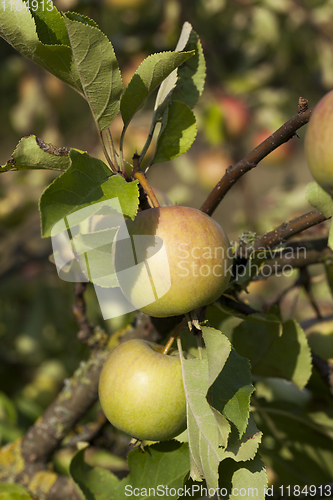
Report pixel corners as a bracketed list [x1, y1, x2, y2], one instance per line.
[113, 206, 232, 318]
[98, 339, 188, 441]
[305, 89, 333, 196]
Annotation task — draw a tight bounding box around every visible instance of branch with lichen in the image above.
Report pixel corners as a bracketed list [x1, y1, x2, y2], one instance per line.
[0, 348, 109, 499]
[0, 312, 161, 499]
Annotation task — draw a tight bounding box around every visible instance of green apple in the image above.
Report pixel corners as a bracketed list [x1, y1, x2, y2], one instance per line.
[305, 90, 333, 195]
[113, 206, 232, 317]
[98, 339, 187, 441]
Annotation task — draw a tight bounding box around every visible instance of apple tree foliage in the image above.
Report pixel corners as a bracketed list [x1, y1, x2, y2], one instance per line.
[0, 1, 333, 499]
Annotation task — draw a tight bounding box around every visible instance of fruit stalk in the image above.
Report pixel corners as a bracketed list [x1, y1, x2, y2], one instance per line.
[134, 171, 161, 208]
[162, 317, 187, 354]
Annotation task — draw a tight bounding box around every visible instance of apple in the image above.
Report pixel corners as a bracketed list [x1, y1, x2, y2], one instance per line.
[217, 94, 250, 138]
[196, 149, 232, 190]
[113, 206, 232, 317]
[304, 90, 333, 195]
[98, 339, 187, 441]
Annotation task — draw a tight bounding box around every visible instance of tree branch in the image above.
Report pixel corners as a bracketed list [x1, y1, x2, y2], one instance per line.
[256, 237, 333, 269]
[200, 105, 313, 216]
[72, 283, 94, 344]
[253, 211, 329, 253]
[0, 312, 162, 499]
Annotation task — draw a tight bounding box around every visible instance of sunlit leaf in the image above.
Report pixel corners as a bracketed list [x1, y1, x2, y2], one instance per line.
[155, 22, 206, 114]
[0, 0, 83, 93]
[152, 101, 197, 164]
[0, 136, 70, 173]
[120, 51, 194, 129]
[233, 318, 312, 390]
[39, 150, 139, 237]
[172, 28, 206, 109]
[179, 328, 230, 490]
[113, 441, 190, 500]
[0, 483, 33, 499]
[64, 16, 123, 131]
[208, 347, 254, 438]
[29, 0, 70, 46]
[71, 229, 119, 288]
[222, 416, 262, 462]
[219, 454, 267, 500]
[70, 447, 120, 500]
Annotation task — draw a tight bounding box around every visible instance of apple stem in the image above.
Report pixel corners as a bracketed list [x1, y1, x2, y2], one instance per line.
[185, 311, 202, 331]
[162, 318, 187, 355]
[134, 171, 160, 208]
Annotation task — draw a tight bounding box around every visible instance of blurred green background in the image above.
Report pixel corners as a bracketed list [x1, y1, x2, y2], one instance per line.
[1, 0, 333, 485]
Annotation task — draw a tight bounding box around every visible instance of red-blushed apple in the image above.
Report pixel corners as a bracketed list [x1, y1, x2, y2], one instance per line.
[113, 206, 232, 317]
[252, 128, 294, 165]
[304, 90, 333, 195]
[196, 149, 232, 190]
[217, 94, 250, 138]
[98, 339, 187, 441]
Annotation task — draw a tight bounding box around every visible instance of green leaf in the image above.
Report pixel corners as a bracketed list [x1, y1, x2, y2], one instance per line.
[39, 150, 139, 237]
[0, 391, 17, 425]
[222, 416, 262, 462]
[64, 16, 123, 131]
[254, 404, 333, 486]
[208, 348, 254, 438]
[113, 441, 190, 500]
[0, 483, 33, 499]
[179, 328, 231, 490]
[182, 357, 221, 488]
[1, 136, 70, 172]
[65, 12, 99, 29]
[233, 318, 312, 390]
[69, 447, 120, 500]
[151, 100, 197, 164]
[154, 22, 206, 114]
[305, 181, 333, 217]
[154, 23, 192, 114]
[0, 0, 83, 94]
[214, 300, 280, 324]
[219, 454, 267, 500]
[29, 0, 70, 46]
[172, 28, 206, 109]
[71, 229, 119, 288]
[202, 326, 231, 386]
[120, 50, 194, 129]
